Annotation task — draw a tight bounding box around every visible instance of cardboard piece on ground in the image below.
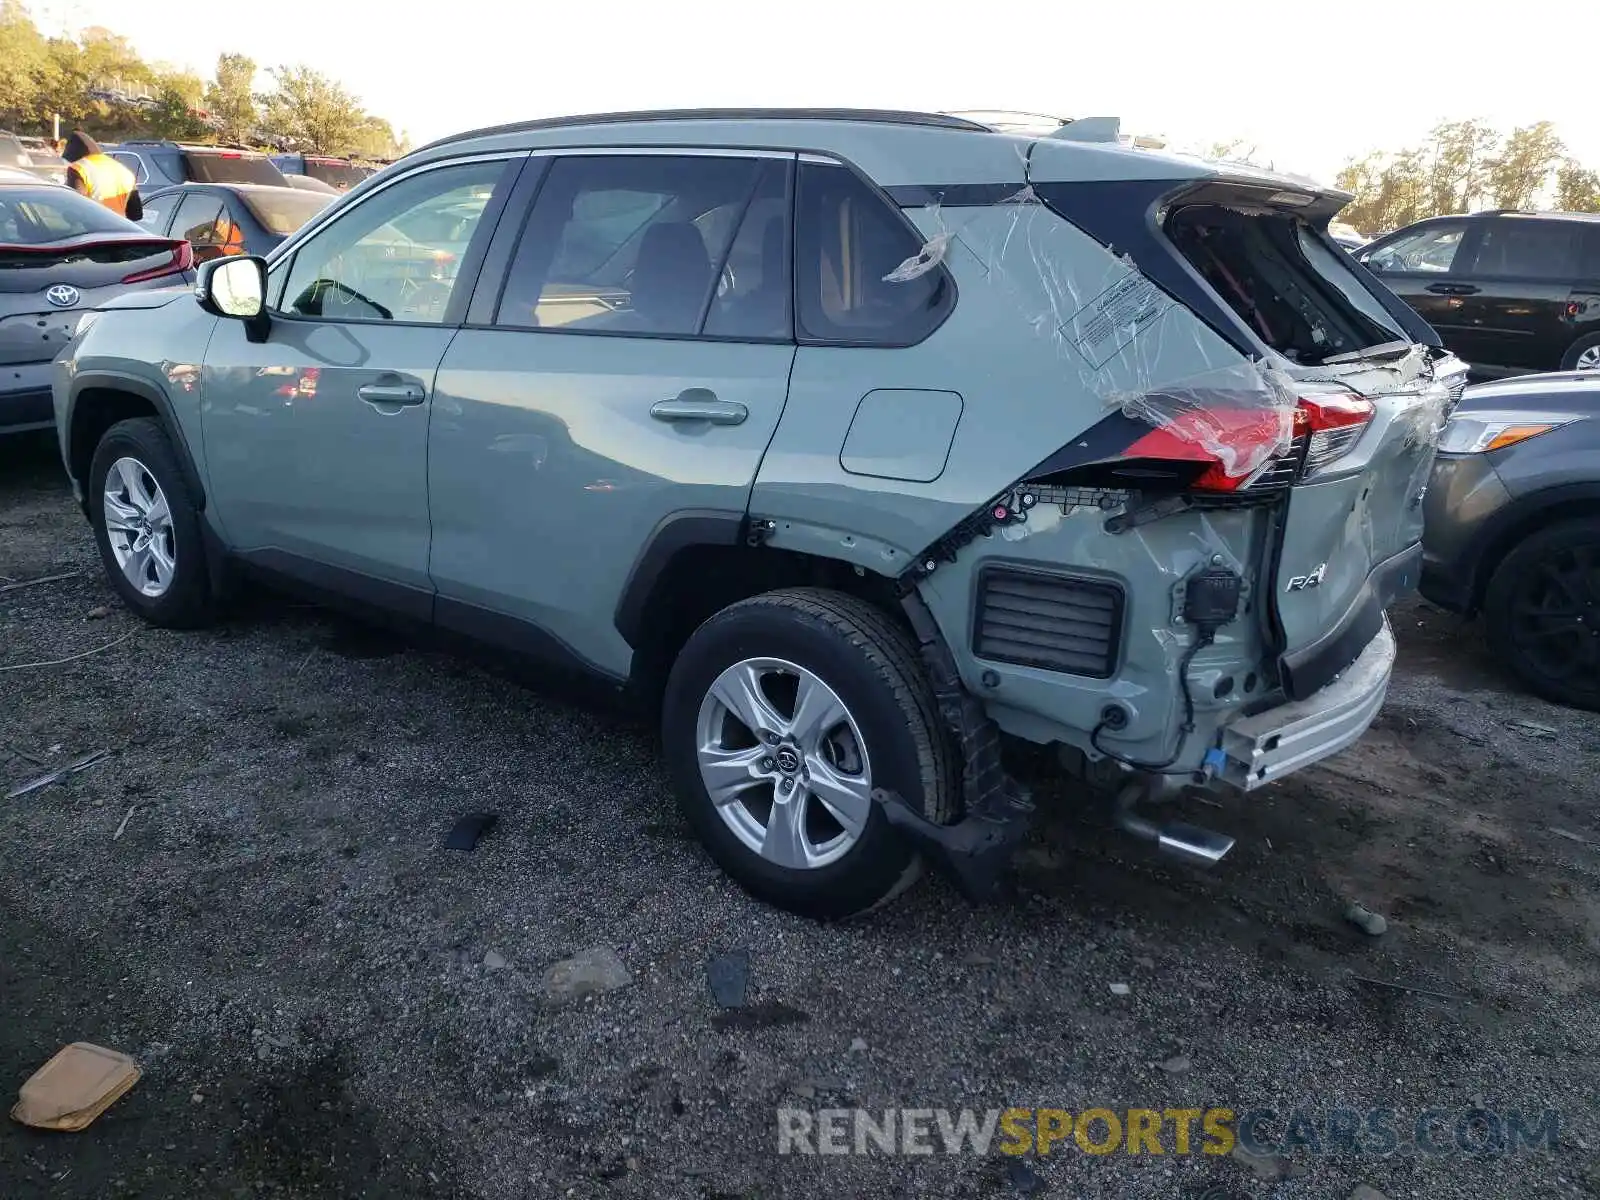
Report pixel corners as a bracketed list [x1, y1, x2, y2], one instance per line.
[11, 1042, 140, 1131]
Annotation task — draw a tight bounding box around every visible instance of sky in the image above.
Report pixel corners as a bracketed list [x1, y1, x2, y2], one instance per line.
[27, 0, 1600, 188]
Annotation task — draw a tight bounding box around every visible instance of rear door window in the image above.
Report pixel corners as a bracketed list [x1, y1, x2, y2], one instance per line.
[1364, 222, 1469, 275]
[703, 162, 792, 340]
[1467, 218, 1578, 281]
[794, 161, 954, 346]
[494, 153, 769, 336]
[106, 151, 149, 185]
[136, 191, 178, 235]
[1578, 226, 1600, 281]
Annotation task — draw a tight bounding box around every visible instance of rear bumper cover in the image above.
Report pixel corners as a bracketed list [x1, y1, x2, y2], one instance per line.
[1279, 542, 1419, 701]
[1218, 617, 1395, 790]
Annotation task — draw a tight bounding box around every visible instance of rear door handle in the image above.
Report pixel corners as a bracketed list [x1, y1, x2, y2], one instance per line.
[358, 381, 426, 406]
[650, 389, 747, 426]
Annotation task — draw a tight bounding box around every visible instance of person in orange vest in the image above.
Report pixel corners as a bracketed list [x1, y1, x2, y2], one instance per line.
[62, 131, 143, 221]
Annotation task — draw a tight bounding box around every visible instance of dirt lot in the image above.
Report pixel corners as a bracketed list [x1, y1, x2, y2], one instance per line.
[2, 429, 1598, 1200]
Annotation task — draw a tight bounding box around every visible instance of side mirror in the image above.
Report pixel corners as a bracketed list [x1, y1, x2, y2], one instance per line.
[196, 255, 270, 341]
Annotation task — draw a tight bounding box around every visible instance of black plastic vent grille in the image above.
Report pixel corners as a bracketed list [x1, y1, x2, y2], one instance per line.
[973, 567, 1124, 678]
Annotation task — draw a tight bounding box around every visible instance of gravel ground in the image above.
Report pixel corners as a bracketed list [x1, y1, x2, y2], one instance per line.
[2, 428, 1598, 1200]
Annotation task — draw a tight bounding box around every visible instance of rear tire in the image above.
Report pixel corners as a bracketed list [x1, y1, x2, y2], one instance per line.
[1483, 517, 1600, 711]
[1559, 332, 1600, 372]
[89, 416, 215, 629]
[661, 588, 958, 919]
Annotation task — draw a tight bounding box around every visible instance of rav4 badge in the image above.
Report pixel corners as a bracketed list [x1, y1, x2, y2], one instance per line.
[1285, 564, 1328, 592]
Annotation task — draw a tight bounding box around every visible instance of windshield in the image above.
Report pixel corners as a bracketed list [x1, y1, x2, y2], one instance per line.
[183, 152, 287, 186]
[0, 186, 138, 245]
[240, 189, 333, 236]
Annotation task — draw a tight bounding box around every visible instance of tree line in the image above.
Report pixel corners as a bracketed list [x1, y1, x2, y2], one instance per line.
[0, 0, 407, 159]
[1333, 120, 1600, 236]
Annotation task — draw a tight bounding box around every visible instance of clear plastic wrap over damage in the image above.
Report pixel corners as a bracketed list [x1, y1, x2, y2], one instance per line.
[882, 179, 1301, 482]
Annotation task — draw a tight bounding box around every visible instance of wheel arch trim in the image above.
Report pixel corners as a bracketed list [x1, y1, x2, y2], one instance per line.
[68, 371, 206, 511]
[1469, 481, 1600, 609]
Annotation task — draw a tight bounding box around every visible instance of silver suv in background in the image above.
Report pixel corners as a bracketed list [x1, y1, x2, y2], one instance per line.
[53, 110, 1465, 917]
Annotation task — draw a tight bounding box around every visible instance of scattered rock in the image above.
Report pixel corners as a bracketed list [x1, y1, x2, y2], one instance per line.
[848, 1037, 868, 1053]
[706, 951, 750, 1009]
[1344, 903, 1388, 937]
[190, 1092, 204, 1104]
[541, 947, 631, 1001]
[1348, 1187, 1390, 1200]
[483, 949, 508, 971]
[790, 1076, 845, 1099]
[1159, 1055, 1191, 1074]
[1134, 956, 1156, 969]
[1230, 1143, 1295, 1181]
[87, 606, 111, 619]
[1109, 982, 1131, 996]
[1004, 1157, 1044, 1194]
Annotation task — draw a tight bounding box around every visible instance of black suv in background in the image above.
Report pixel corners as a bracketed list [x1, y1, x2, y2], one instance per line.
[101, 142, 289, 190]
[1359, 211, 1600, 376]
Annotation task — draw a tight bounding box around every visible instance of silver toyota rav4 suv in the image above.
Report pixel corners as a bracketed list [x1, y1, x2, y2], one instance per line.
[53, 110, 1466, 918]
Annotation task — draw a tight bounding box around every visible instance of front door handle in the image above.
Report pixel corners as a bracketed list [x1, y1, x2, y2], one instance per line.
[358, 381, 426, 406]
[650, 388, 747, 426]
[1426, 283, 1480, 296]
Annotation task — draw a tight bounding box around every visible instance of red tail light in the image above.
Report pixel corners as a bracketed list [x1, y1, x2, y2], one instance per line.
[1295, 388, 1374, 473]
[1124, 405, 1294, 493]
[1122, 386, 1372, 493]
[122, 240, 193, 284]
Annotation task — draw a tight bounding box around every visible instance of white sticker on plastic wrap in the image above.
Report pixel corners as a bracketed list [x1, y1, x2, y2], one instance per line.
[1061, 271, 1174, 369]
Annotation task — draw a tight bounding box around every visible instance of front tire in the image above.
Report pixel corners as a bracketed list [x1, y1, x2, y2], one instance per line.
[1483, 517, 1600, 711]
[89, 416, 215, 629]
[662, 588, 958, 919]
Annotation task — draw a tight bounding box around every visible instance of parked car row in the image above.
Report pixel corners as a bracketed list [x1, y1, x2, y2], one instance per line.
[1, 144, 346, 436]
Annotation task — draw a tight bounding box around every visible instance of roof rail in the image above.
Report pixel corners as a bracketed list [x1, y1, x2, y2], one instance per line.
[943, 109, 1072, 131]
[419, 108, 989, 153]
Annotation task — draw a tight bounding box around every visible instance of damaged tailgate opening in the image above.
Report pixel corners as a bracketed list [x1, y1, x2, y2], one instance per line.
[1166, 202, 1407, 367]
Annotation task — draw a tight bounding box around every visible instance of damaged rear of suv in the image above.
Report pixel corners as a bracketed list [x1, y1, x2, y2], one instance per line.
[54, 110, 1463, 920]
[715, 119, 1465, 912]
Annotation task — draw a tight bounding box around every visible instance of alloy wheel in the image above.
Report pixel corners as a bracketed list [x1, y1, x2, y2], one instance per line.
[1576, 344, 1600, 371]
[102, 456, 176, 597]
[1507, 541, 1600, 683]
[694, 657, 873, 870]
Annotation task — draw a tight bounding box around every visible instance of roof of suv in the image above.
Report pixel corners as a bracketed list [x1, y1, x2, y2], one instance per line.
[423, 108, 991, 150]
[407, 107, 1315, 195]
[1449, 210, 1600, 223]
